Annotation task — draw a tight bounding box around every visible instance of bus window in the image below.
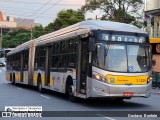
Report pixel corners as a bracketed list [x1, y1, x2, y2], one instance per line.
[24, 50, 29, 70]
[38, 46, 46, 68]
[68, 54, 76, 68]
[59, 55, 66, 68]
[55, 42, 60, 54]
[69, 39, 77, 53]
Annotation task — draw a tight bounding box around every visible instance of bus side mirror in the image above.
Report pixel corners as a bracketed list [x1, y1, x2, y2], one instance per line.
[88, 37, 95, 52]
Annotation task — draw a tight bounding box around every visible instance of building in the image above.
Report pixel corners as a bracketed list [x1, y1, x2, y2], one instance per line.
[145, 0, 160, 38]
[0, 11, 42, 48]
[0, 11, 17, 48]
[0, 11, 17, 28]
[145, 0, 160, 88]
[15, 18, 41, 29]
[0, 11, 41, 29]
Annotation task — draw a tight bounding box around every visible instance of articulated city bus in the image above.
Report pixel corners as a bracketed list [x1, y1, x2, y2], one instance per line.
[6, 21, 152, 101]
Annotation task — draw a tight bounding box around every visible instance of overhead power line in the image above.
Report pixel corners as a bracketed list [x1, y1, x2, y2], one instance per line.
[18, 0, 53, 26]
[21, 0, 62, 27]
[0, 0, 84, 6]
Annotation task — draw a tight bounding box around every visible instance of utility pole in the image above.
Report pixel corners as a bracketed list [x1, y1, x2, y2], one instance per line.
[96, 15, 98, 20]
[0, 27, 2, 49]
[30, 25, 33, 40]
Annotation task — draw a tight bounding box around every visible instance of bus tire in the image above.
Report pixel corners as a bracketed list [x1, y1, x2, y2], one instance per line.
[37, 75, 44, 93]
[12, 73, 16, 85]
[114, 98, 124, 102]
[10, 73, 12, 82]
[69, 85, 77, 102]
[66, 77, 77, 102]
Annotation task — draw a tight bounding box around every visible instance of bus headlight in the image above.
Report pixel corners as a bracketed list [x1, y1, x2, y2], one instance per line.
[92, 73, 108, 83]
[147, 76, 153, 83]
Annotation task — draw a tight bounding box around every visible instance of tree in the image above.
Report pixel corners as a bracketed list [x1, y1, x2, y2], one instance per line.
[45, 9, 85, 31]
[2, 9, 85, 48]
[2, 25, 46, 48]
[82, 0, 143, 27]
[45, 22, 55, 33]
[33, 25, 45, 38]
[2, 29, 30, 48]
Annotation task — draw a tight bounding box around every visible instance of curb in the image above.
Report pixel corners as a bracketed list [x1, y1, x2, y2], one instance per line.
[151, 92, 160, 94]
[151, 87, 160, 94]
[151, 90, 160, 94]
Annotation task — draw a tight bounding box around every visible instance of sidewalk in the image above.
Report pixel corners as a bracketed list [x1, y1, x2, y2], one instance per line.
[151, 87, 160, 94]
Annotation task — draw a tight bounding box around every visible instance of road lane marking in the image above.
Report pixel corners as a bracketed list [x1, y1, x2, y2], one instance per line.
[96, 114, 116, 120]
[0, 70, 2, 73]
[17, 88, 24, 90]
[40, 95, 50, 99]
[0, 82, 8, 83]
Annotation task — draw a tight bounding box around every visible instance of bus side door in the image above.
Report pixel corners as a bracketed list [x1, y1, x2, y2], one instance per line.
[77, 39, 89, 94]
[45, 45, 52, 86]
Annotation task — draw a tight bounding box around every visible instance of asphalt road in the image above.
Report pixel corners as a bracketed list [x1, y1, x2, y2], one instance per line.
[0, 67, 160, 120]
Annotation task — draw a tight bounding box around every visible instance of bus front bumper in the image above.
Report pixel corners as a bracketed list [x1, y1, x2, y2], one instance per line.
[89, 79, 152, 98]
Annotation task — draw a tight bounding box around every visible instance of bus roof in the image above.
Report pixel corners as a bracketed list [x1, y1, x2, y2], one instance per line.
[36, 20, 147, 45]
[0, 48, 13, 50]
[7, 40, 35, 55]
[7, 20, 148, 55]
[78, 20, 147, 33]
[150, 38, 160, 43]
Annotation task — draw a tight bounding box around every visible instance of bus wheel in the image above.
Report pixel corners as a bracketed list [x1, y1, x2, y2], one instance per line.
[12, 74, 16, 85]
[114, 98, 124, 102]
[10, 73, 12, 82]
[68, 83, 77, 102]
[38, 76, 44, 93]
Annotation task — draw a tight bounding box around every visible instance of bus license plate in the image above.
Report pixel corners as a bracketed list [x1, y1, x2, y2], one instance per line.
[123, 92, 134, 97]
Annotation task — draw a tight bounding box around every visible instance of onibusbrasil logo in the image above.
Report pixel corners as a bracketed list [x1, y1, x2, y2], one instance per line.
[2, 106, 42, 117]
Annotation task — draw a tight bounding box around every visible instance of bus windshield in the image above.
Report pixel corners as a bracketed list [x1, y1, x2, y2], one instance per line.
[93, 43, 151, 73]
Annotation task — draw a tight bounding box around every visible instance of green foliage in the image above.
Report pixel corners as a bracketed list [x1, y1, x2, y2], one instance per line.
[2, 9, 85, 48]
[2, 25, 46, 48]
[82, 0, 143, 27]
[33, 25, 45, 38]
[45, 9, 85, 31]
[2, 29, 30, 48]
[45, 23, 54, 33]
[132, 20, 143, 28]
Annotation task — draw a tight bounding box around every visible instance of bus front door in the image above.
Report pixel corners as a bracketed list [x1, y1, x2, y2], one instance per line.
[20, 52, 24, 82]
[77, 39, 89, 94]
[45, 45, 52, 87]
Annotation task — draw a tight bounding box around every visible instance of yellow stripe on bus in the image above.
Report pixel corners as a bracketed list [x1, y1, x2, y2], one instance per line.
[50, 76, 54, 87]
[15, 73, 20, 82]
[33, 74, 38, 85]
[6, 73, 10, 81]
[42, 75, 45, 86]
[106, 74, 148, 85]
[33, 73, 54, 87]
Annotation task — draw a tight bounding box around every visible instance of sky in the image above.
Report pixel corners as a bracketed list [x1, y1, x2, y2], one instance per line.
[0, 0, 101, 26]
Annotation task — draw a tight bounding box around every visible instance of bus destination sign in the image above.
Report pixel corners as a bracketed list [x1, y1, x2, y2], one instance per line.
[101, 34, 146, 43]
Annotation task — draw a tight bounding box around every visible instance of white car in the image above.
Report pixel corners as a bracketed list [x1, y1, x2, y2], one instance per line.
[0, 58, 5, 67]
